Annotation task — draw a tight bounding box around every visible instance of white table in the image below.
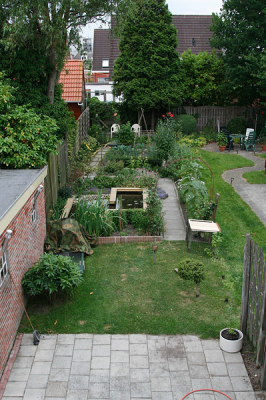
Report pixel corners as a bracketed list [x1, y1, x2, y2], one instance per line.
[186, 219, 221, 252]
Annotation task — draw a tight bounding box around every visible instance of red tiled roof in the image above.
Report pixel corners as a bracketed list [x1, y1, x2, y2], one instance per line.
[58, 60, 85, 102]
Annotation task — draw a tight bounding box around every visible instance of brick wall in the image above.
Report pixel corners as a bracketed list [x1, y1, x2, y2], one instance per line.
[0, 183, 46, 377]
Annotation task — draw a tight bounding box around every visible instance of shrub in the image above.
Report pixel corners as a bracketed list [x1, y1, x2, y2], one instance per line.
[177, 258, 205, 297]
[146, 186, 164, 235]
[227, 117, 247, 135]
[22, 253, 83, 304]
[117, 122, 135, 145]
[153, 115, 177, 162]
[175, 114, 197, 135]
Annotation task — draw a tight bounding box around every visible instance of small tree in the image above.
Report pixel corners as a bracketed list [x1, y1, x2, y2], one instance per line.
[177, 258, 205, 297]
[22, 253, 83, 304]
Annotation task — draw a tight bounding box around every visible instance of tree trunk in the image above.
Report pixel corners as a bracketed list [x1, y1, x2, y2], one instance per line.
[47, 68, 58, 105]
[151, 109, 155, 130]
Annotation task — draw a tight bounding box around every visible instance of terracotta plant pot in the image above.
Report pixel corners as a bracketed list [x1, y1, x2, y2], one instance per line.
[220, 328, 243, 353]
[261, 144, 266, 151]
[219, 145, 226, 152]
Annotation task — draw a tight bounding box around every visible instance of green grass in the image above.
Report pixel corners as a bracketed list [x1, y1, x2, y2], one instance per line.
[19, 150, 266, 339]
[243, 170, 266, 184]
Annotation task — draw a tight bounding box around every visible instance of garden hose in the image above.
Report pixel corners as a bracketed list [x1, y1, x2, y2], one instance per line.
[181, 389, 233, 399]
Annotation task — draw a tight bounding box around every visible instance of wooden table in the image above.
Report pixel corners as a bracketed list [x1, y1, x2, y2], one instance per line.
[186, 219, 221, 252]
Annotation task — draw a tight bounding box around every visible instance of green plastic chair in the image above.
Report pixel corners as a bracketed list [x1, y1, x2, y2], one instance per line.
[244, 131, 256, 152]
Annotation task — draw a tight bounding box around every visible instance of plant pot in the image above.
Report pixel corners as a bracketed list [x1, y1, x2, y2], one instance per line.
[261, 144, 266, 151]
[219, 145, 226, 152]
[219, 328, 243, 353]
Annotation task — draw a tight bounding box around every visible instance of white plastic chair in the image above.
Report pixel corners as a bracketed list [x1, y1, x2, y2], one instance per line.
[131, 124, 141, 137]
[111, 124, 120, 139]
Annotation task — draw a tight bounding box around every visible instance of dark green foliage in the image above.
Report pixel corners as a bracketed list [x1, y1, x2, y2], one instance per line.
[227, 118, 247, 135]
[0, 73, 59, 168]
[181, 50, 232, 106]
[105, 160, 124, 173]
[210, 0, 266, 104]
[117, 122, 135, 145]
[22, 253, 83, 304]
[146, 186, 164, 235]
[113, 0, 183, 114]
[153, 115, 177, 162]
[87, 97, 117, 121]
[176, 114, 197, 135]
[178, 258, 205, 296]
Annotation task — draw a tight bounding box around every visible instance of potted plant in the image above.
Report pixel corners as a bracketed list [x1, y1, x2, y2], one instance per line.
[260, 129, 266, 151]
[220, 327, 243, 353]
[216, 133, 228, 152]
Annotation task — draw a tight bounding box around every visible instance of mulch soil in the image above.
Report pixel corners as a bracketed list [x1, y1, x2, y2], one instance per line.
[242, 340, 266, 398]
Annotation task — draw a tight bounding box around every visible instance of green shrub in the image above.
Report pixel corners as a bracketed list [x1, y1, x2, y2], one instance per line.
[117, 122, 135, 145]
[22, 253, 83, 304]
[179, 135, 207, 148]
[176, 114, 197, 135]
[153, 116, 177, 162]
[177, 258, 205, 297]
[227, 117, 247, 135]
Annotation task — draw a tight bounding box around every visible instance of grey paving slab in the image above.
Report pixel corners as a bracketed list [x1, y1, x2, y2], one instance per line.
[3, 333, 260, 400]
[158, 178, 186, 241]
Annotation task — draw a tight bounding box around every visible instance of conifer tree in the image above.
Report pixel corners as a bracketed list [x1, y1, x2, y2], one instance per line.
[112, 0, 183, 128]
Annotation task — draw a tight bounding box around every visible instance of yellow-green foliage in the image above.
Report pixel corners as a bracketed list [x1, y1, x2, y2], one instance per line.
[179, 136, 207, 148]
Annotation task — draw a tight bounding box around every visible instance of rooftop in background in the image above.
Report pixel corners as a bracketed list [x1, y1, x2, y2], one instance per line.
[92, 15, 216, 79]
[58, 60, 85, 102]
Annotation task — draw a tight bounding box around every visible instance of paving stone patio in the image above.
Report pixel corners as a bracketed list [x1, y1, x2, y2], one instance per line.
[1, 333, 256, 400]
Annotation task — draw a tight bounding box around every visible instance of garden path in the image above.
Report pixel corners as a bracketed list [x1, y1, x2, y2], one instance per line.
[87, 145, 110, 179]
[204, 143, 266, 225]
[158, 178, 186, 241]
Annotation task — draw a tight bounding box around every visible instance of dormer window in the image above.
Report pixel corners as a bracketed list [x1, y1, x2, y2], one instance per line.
[102, 59, 109, 68]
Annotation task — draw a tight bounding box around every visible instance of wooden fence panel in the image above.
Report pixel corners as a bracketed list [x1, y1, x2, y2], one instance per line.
[177, 106, 253, 131]
[241, 234, 266, 389]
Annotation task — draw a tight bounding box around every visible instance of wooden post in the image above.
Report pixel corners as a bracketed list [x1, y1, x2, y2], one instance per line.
[249, 243, 258, 342]
[212, 193, 220, 222]
[253, 248, 264, 348]
[256, 254, 266, 368]
[241, 233, 251, 333]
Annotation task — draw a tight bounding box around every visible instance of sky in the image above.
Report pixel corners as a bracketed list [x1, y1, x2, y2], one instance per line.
[81, 0, 224, 37]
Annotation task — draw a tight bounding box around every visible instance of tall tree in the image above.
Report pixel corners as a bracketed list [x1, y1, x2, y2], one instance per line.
[181, 50, 233, 106]
[112, 0, 183, 129]
[1, 1, 117, 104]
[210, 0, 266, 104]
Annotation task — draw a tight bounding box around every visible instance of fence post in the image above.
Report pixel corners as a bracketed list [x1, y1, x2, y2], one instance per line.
[241, 233, 251, 333]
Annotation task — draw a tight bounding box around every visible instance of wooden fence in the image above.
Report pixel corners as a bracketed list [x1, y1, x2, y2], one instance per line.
[44, 139, 69, 217]
[241, 233, 266, 389]
[176, 106, 253, 131]
[44, 107, 90, 216]
[74, 107, 90, 155]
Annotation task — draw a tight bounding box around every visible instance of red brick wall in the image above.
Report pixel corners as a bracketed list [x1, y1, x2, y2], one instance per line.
[0, 183, 46, 377]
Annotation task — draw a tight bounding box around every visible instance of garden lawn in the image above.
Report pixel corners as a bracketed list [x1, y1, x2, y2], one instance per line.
[19, 149, 266, 339]
[19, 241, 239, 339]
[243, 170, 266, 184]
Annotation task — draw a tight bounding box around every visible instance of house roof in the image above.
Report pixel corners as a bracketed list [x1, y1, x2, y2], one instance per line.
[92, 30, 111, 72]
[172, 15, 213, 55]
[0, 167, 47, 234]
[101, 15, 215, 78]
[58, 60, 85, 102]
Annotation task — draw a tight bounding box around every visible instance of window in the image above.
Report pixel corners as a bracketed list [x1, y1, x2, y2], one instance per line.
[102, 59, 109, 68]
[32, 201, 37, 223]
[0, 251, 9, 287]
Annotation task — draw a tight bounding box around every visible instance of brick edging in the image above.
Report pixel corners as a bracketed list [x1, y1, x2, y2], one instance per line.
[98, 236, 162, 244]
[0, 333, 23, 399]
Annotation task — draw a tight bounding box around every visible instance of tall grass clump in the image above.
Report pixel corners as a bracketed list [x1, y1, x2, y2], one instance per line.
[72, 192, 116, 237]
